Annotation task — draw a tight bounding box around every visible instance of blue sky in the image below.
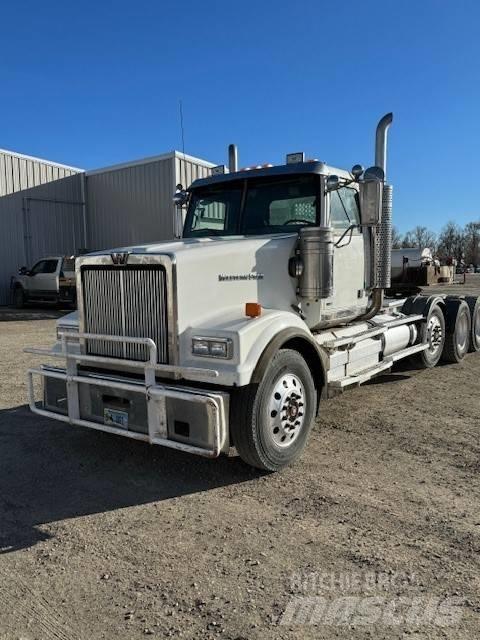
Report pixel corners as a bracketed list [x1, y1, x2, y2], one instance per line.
[1, 0, 479, 233]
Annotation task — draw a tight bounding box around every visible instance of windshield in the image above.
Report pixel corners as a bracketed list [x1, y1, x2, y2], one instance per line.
[183, 175, 319, 237]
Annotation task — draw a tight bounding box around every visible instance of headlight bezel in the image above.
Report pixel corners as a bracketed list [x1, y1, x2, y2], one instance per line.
[192, 336, 233, 360]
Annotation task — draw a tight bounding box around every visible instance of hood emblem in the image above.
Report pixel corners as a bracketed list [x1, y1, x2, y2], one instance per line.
[111, 252, 130, 266]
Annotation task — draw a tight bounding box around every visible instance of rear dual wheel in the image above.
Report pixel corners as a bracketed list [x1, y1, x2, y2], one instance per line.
[465, 296, 480, 353]
[231, 349, 317, 472]
[441, 299, 471, 363]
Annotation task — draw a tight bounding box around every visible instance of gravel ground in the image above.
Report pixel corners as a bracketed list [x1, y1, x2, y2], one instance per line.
[0, 277, 479, 639]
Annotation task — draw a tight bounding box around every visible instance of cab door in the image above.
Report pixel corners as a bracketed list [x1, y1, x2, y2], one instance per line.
[328, 186, 367, 316]
[28, 259, 59, 298]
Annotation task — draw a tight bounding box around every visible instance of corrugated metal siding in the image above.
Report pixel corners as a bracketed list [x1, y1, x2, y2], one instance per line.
[175, 153, 212, 188]
[0, 150, 80, 197]
[0, 148, 214, 305]
[86, 157, 176, 251]
[0, 174, 84, 304]
[86, 153, 214, 251]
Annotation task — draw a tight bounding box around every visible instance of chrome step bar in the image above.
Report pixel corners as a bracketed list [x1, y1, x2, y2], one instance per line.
[329, 342, 428, 389]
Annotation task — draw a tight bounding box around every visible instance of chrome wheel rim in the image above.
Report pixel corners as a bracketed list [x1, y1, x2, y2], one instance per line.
[268, 373, 306, 447]
[427, 314, 443, 355]
[456, 312, 469, 352]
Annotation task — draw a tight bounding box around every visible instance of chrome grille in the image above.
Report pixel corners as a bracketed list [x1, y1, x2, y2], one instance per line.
[81, 265, 169, 364]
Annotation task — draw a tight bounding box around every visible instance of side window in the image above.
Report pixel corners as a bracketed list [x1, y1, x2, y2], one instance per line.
[43, 260, 59, 274]
[31, 260, 57, 275]
[30, 261, 46, 275]
[330, 187, 360, 231]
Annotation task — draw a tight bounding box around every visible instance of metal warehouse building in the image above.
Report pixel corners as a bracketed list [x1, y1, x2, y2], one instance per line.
[0, 149, 214, 304]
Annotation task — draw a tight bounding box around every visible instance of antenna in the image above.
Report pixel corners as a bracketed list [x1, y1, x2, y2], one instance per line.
[179, 99, 187, 188]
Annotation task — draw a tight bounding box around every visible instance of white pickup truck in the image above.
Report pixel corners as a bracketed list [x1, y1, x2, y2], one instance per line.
[12, 256, 76, 307]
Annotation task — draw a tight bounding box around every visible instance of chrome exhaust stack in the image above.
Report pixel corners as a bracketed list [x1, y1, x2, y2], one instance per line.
[228, 144, 238, 173]
[375, 113, 393, 177]
[375, 113, 393, 290]
[362, 113, 393, 320]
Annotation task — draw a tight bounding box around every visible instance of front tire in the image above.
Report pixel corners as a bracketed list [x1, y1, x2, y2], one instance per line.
[231, 349, 317, 472]
[13, 287, 25, 308]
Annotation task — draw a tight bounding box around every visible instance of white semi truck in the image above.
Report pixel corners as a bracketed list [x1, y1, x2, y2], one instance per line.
[26, 114, 480, 471]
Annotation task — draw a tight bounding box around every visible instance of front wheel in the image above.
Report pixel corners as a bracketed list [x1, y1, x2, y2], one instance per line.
[231, 349, 317, 471]
[13, 287, 25, 309]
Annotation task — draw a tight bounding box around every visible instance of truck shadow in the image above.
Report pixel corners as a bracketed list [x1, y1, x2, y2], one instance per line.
[0, 405, 259, 554]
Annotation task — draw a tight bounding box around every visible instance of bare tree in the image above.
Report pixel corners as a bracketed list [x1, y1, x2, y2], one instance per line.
[463, 220, 480, 265]
[437, 221, 465, 262]
[400, 226, 437, 250]
[391, 225, 402, 249]
[402, 231, 416, 248]
[412, 226, 437, 250]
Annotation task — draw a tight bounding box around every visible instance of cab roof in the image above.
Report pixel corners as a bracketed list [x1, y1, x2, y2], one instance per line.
[189, 161, 353, 190]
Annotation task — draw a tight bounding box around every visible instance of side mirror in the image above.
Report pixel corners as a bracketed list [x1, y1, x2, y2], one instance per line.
[359, 166, 384, 226]
[326, 175, 340, 192]
[173, 183, 189, 207]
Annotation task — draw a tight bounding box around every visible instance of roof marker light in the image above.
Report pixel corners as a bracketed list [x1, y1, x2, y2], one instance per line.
[286, 152, 305, 164]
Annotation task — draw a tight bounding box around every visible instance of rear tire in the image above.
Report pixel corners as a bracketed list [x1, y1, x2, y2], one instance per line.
[465, 296, 480, 353]
[414, 301, 445, 368]
[230, 349, 317, 472]
[13, 287, 25, 309]
[441, 299, 471, 363]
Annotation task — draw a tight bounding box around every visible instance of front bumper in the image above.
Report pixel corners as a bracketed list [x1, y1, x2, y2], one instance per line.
[26, 333, 229, 458]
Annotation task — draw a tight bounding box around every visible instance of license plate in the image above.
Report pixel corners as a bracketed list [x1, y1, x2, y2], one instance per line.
[104, 408, 128, 429]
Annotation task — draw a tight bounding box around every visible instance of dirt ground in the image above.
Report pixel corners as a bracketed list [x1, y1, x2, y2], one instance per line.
[0, 278, 479, 639]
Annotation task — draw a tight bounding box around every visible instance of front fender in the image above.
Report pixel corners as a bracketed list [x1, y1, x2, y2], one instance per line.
[183, 307, 326, 387]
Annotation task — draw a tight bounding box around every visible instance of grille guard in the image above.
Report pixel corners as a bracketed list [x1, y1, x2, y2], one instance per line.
[25, 332, 226, 458]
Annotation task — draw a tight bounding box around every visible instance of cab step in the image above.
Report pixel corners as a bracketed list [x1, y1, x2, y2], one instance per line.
[329, 342, 428, 390]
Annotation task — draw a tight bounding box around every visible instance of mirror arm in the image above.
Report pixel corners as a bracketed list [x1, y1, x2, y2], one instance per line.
[334, 224, 358, 248]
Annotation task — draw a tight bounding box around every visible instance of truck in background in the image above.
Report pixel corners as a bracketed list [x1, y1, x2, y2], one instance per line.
[26, 114, 480, 471]
[12, 256, 76, 308]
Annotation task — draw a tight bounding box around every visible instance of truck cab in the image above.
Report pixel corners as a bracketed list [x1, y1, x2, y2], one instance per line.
[12, 256, 76, 307]
[182, 161, 368, 326]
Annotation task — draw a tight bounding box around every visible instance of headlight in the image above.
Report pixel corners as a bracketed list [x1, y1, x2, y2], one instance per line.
[192, 337, 233, 359]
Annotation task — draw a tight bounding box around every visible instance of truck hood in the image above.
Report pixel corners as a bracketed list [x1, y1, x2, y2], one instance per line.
[87, 234, 300, 334]
[88, 234, 297, 257]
